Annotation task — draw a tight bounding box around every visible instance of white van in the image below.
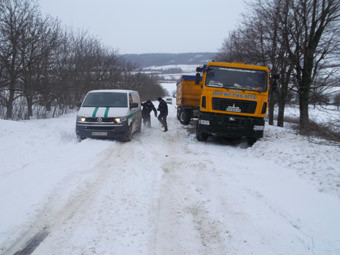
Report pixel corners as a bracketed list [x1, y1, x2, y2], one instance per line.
[76, 89, 142, 142]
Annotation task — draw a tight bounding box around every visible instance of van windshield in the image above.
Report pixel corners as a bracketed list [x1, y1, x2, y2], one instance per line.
[82, 92, 128, 107]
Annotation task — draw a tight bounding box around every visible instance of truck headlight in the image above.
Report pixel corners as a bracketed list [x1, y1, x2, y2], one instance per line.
[77, 116, 86, 122]
[115, 116, 127, 124]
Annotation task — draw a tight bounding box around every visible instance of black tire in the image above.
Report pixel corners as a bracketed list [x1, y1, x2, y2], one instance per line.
[121, 126, 132, 142]
[179, 110, 191, 125]
[196, 132, 208, 141]
[247, 137, 257, 146]
[177, 109, 180, 120]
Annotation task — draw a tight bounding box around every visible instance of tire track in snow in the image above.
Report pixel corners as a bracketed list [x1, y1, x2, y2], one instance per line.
[151, 127, 229, 255]
[4, 143, 128, 255]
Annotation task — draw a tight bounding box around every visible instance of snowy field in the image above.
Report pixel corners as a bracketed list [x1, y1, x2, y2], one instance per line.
[0, 91, 340, 254]
[281, 104, 340, 132]
[143, 65, 197, 83]
[143, 64, 198, 73]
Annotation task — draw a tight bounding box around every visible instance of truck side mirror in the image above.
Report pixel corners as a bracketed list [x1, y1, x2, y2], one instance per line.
[195, 73, 201, 85]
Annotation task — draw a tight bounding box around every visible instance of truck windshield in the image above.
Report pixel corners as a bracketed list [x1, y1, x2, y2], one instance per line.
[82, 92, 128, 107]
[205, 66, 268, 92]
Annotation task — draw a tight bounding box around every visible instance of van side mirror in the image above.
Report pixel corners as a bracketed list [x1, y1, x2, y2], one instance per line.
[195, 73, 201, 85]
[131, 102, 138, 109]
[76, 102, 82, 108]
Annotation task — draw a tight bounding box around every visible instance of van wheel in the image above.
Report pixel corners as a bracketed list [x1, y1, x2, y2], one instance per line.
[179, 110, 191, 125]
[121, 126, 132, 142]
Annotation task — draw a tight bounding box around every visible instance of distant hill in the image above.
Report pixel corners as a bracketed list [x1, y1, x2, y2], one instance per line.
[122, 52, 217, 68]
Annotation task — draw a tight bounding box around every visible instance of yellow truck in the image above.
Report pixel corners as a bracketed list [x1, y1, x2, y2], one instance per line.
[176, 75, 202, 124]
[195, 62, 270, 145]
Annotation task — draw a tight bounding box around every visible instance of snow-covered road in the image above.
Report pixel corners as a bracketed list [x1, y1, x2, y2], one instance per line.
[1, 102, 340, 255]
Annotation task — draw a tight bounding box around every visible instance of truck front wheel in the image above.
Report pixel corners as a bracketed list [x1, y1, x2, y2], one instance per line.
[77, 135, 86, 142]
[196, 132, 208, 141]
[247, 137, 257, 146]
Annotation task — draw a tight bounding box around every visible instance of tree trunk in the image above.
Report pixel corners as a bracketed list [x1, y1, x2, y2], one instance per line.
[277, 68, 291, 127]
[26, 95, 33, 119]
[299, 87, 310, 131]
[268, 91, 275, 126]
[277, 99, 285, 127]
[5, 84, 15, 119]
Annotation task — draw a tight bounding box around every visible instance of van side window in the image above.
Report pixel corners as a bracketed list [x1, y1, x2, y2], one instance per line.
[132, 92, 139, 106]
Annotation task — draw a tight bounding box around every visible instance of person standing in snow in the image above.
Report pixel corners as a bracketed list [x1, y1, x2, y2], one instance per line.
[141, 100, 157, 127]
[157, 97, 168, 132]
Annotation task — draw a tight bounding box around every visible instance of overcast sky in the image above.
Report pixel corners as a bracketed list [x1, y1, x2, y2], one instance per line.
[38, 0, 247, 54]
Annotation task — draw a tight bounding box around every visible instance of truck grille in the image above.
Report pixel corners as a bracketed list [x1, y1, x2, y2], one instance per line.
[212, 98, 257, 114]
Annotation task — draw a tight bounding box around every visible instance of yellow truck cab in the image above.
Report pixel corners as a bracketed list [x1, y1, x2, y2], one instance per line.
[195, 62, 270, 145]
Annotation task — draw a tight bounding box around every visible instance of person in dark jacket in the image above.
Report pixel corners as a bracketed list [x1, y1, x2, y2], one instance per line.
[157, 97, 168, 132]
[141, 100, 157, 127]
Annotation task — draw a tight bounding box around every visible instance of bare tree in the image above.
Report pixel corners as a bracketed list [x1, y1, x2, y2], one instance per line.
[19, 13, 63, 118]
[284, 0, 340, 130]
[0, 0, 166, 119]
[0, 0, 38, 119]
[216, 0, 295, 127]
[334, 93, 340, 110]
[216, 0, 340, 131]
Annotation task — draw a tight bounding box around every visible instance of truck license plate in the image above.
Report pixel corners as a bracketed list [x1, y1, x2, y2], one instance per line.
[92, 132, 107, 136]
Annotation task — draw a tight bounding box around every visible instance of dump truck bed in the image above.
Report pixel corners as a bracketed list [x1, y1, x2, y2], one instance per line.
[176, 75, 202, 108]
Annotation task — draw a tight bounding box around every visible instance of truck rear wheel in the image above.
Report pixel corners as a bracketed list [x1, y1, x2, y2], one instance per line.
[179, 110, 191, 125]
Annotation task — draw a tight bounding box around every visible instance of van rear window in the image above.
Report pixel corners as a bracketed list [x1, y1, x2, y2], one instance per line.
[82, 92, 128, 107]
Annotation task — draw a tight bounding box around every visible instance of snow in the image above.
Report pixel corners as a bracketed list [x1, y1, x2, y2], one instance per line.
[1, 92, 340, 255]
[143, 64, 198, 73]
[282, 104, 340, 126]
[161, 82, 177, 98]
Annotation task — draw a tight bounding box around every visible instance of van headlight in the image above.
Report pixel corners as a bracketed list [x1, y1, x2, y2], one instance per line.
[77, 116, 86, 122]
[115, 116, 127, 124]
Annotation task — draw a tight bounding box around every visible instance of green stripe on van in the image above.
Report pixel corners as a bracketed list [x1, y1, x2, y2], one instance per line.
[92, 107, 99, 117]
[128, 109, 141, 119]
[104, 107, 110, 118]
